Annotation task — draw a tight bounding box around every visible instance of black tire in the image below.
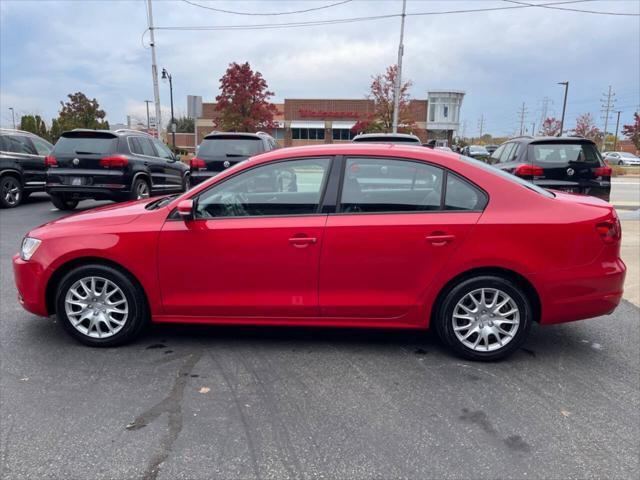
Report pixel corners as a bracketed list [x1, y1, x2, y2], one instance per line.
[50, 194, 79, 211]
[0, 175, 24, 208]
[129, 177, 150, 201]
[55, 264, 148, 347]
[434, 275, 533, 361]
[618, 160, 624, 166]
[182, 174, 190, 192]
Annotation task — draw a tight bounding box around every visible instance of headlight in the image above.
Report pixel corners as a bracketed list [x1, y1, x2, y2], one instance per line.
[20, 237, 41, 261]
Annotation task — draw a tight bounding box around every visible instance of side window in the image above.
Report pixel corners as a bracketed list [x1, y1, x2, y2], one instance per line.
[445, 174, 487, 211]
[137, 137, 157, 157]
[340, 157, 444, 214]
[128, 137, 143, 155]
[490, 144, 505, 163]
[31, 137, 53, 156]
[152, 138, 174, 160]
[195, 158, 330, 218]
[499, 143, 516, 163]
[3, 135, 36, 154]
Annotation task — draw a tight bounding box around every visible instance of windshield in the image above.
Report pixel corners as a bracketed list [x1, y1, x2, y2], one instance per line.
[620, 152, 638, 158]
[529, 142, 601, 165]
[459, 155, 555, 198]
[145, 193, 180, 210]
[197, 137, 262, 157]
[54, 134, 117, 155]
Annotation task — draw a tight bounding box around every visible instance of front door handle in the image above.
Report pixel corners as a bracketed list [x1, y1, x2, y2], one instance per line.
[289, 236, 317, 247]
[426, 233, 455, 246]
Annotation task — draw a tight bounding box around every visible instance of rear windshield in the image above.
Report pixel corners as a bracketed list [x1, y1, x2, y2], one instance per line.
[198, 137, 262, 157]
[54, 133, 117, 155]
[529, 142, 602, 165]
[460, 155, 555, 198]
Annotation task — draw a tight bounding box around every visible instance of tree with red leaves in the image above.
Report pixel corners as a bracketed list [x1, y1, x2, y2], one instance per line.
[215, 62, 278, 132]
[572, 113, 602, 142]
[540, 117, 561, 137]
[367, 65, 414, 132]
[622, 112, 640, 150]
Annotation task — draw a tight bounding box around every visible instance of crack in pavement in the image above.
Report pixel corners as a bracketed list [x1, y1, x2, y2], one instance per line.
[126, 352, 203, 480]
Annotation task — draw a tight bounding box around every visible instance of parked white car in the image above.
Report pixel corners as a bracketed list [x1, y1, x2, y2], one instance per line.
[603, 151, 640, 166]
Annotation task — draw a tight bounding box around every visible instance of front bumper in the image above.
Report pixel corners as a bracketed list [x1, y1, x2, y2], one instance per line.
[13, 254, 49, 317]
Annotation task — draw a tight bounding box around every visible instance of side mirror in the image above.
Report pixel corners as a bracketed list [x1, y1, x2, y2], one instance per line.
[177, 199, 194, 220]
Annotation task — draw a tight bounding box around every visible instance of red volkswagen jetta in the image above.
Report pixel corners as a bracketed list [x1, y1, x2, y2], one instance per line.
[13, 144, 625, 360]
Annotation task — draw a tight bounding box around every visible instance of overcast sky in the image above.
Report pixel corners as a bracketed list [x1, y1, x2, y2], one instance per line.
[1, 0, 638, 136]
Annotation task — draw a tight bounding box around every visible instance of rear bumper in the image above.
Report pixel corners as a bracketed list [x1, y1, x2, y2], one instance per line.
[46, 169, 128, 199]
[533, 257, 626, 325]
[189, 170, 221, 185]
[533, 180, 611, 201]
[13, 254, 49, 317]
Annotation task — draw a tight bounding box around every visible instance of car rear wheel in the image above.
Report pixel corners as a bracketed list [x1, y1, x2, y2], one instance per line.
[0, 175, 23, 208]
[435, 275, 532, 361]
[130, 177, 150, 200]
[618, 160, 624, 166]
[55, 264, 148, 347]
[50, 194, 79, 211]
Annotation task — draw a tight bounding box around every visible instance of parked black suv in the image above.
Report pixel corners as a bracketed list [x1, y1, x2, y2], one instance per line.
[190, 131, 278, 186]
[488, 136, 611, 201]
[0, 128, 54, 208]
[46, 129, 189, 210]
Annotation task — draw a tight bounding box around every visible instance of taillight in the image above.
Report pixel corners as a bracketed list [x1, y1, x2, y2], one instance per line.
[596, 219, 621, 244]
[99, 155, 128, 168]
[44, 155, 57, 167]
[594, 166, 612, 177]
[190, 157, 206, 169]
[514, 164, 544, 177]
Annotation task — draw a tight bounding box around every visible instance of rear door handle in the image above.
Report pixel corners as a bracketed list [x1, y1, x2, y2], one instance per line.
[426, 234, 455, 245]
[289, 236, 317, 246]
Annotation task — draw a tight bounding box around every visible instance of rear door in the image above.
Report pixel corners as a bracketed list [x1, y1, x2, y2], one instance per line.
[319, 156, 485, 325]
[1, 135, 45, 188]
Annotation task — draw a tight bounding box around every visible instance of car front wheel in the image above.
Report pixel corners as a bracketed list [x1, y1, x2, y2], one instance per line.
[435, 275, 533, 361]
[55, 264, 148, 347]
[50, 194, 79, 210]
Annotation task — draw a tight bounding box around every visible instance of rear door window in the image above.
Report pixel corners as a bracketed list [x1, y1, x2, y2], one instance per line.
[445, 174, 488, 211]
[499, 143, 516, 163]
[490, 144, 506, 164]
[0, 135, 37, 154]
[138, 137, 157, 157]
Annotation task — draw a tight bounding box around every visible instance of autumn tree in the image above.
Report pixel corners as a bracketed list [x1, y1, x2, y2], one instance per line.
[540, 117, 561, 137]
[366, 65, 414, 132]
[19, 114, 49, 140]
[214, 62, 278, 132]
[49, 92, 109, 141]
[572, 113, 602, 142]
[622, 112, 640, 149]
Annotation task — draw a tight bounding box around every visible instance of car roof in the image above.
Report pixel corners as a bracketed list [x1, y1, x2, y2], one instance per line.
[60, 128, 152, 138]
[510, 135, 597, 145]
[352, 133, 421, 142]
[203, 131, 274, 140]
[0, 128, 38, 137]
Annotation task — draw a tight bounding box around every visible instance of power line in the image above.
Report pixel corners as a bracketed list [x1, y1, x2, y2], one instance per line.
[181, 0, 354, 16]
[503, 0, 639, 16]
[154, 0, 631, 33]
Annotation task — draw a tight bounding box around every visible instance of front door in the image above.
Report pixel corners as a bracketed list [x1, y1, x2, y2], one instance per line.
[319, 156, 485, 325]
[158, 157, 332, 318]
[152, 138, 183, 191]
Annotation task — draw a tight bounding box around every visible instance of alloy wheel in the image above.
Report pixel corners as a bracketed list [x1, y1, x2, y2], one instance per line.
[2, 178, 21, 206]
[452, 288, 520, 352]
[64, 276, 129, 339]
[136, 181, 150, 199]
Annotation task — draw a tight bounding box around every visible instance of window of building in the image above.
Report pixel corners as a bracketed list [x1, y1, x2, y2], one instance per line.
[291, 128, 325, 140]
[429, 104, 436, 122]
[272, 128, 285, 140]
[332, 129, 356, 141]
[195, 158, 330, 218]
[443, 105, 449, 119]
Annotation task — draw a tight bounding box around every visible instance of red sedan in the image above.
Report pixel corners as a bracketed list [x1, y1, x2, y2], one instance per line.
[13, 144, 626, 360]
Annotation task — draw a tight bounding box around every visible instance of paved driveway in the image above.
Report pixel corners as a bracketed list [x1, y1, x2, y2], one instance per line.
[1, 195, 638, 480]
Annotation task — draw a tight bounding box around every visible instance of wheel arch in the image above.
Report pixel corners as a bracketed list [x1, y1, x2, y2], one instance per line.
[430, 266, 541, 327]
[0, 168, 24, 184]
[45, 256, 150, 316]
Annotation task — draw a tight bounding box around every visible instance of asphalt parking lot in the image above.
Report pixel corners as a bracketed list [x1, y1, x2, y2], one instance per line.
[1, 193, 639, 480]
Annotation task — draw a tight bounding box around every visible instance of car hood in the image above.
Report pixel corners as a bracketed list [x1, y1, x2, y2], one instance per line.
[30, 199, 156, 237]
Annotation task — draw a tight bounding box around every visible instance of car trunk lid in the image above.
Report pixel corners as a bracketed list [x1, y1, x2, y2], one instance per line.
[50, 131, 119, 169]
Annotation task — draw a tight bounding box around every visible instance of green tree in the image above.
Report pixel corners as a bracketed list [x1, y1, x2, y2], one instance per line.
[174, 116, 195, 133]
[19, 114, 49, 140]
[49, 92, 109, 141]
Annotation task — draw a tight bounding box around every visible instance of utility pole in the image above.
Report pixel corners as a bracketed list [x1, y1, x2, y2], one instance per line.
[144, 100, 152, 131]
[391, 0, 407, 134]
[517, 102, 528, 136]
[531, 122, 536, 136]
[477, 115, 484, 139]
[600, 85, 616, 151]
[613, 110, 622, 151]
[558, 81, 569, 137]
[539, 96, 552, 128]
[146, 0, 162, 139]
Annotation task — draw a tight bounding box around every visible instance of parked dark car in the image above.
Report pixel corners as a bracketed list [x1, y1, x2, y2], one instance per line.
[461, 145, 490, 161]
[0, 128, 53, 208]
[352, 133, 422, 145]
[45, 129, 188, 210]
[189, 131, 278, 186]
[488, 136, 611, 201]
[485, 144, 499, 155]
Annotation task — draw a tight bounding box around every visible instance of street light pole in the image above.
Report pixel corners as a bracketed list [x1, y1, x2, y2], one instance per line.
[9, 107, 15, 129]
[162, 68, 176, 149]
[144, 100, 152, 131]
[613, 110, 622, 151]
[146, 0, 162, 139]
[392, 0, 407, 134]
[558, 81, 569, 137]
